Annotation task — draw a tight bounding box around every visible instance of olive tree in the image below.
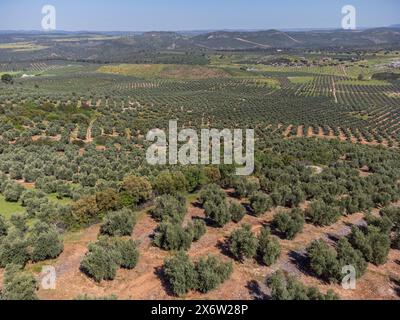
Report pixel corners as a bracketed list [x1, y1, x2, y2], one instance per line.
[163, 251, 197, 296]
[0, 228, 30, 267]
[194, 255, 233, 293]
[29, 222, 64, 262]
[100, 208, 136, 236]
[306, 240, 340, 283]
[228, 224, 258, 262]
[249, 192, 272, 216]
[153, 222, 194, 251]
[273, 208, 305, 240]
[267, 270, 339, 300]
[121, 175, 153, 205]
[151, 194, 186, 224]
[1, 264, 38, 300]
[229, 200, 246, 223]
[257, 227, 281, 266]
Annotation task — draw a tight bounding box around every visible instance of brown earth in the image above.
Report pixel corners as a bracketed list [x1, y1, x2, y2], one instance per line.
[29, 197, 400, 300]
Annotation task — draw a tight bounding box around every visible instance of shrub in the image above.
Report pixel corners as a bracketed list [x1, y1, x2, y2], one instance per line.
[1, 73, 13, 84]
[194, 255, 233, 293]
[249, 192, 272, 216]
[306, 240, 340, 283]
[151, 194, 186, 224]
[273, 208, 305, 240]
[234, 176, 260, 198]
[257, 227, 281, 266]
[380, 207, 400, 227]
[10, 214, 28, 232]
[163, 251, 197, 296]
[80, 241, 119, 282]
[153, 222, 194, 251]
[306, 200, 341, 226]
[228, 224, 258, 261]
[229, 200, 246, 223]
[95, 189, 121, 212]
[100, 208, 136, 236]
[29, 222, 64, 262]
[204, 166, 221, 184]
[348, 226, 390, 265]
[282, 186, 306, 208]
[0, 228, 30, 268]
[71, 195, 100, 226]
[183, 166, 206, 193]
[80, 237, 139, 282]
[121, 175, 153, 205]
[188, 219, 207, 241]
[364, 214, 392, 234]
[1, 264, 38, 300]
[113, 238, 139, 269]
[200, 185, 231, 227]
[3, 183, 24, 202]
[198, 184, 225, 205]
[218, 164, 236, 188]
[203, 200, 231, 227]
[0, 215, 8, 237]
[153, 170, 187, 196]
[336, 238, 367, 279]
[267, 270, 339, 300]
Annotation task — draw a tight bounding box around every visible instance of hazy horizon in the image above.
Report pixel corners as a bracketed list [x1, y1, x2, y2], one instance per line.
[0, 0, 399, 32]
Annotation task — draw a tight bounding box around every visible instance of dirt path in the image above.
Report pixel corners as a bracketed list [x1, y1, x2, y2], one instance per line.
[234, 38, 271, 49]
[283, 125, 293, 137]
[332, 79, 338, 103]
[85, 119, 96, 143]
[340, 65, 348, 77]
[278, 30, 302, 44]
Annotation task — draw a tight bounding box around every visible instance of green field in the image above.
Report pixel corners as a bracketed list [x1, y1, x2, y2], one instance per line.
[0, 195, 25, 219]
[47, 193, 73, 205]
[97, 63, 230, 79]
[288, 76, 314, 84]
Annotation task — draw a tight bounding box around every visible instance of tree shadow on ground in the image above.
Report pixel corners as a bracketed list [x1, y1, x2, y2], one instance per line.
[246, 280, 270, 300]
[390, 277, 400, 297]
[288, 250, 319, 279]
[216, 238, 238, 261]
[154, 265, 175, 297]
[268, 225, 288, 240]
[326, 233, 341, 243]
[226, 190, 238, 198]
[191, 200, 203, 209]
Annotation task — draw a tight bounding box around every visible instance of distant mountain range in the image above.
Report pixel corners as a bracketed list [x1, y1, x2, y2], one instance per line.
[1, 27, 399, 63]
[188, 27, 400, 50]
[1, 27, 399, 50]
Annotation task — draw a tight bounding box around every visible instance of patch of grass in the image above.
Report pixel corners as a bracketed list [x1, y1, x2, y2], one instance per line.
[350, 112, 370, 121]
[0, 195, 25, 219]
[0, 42, 48, 52]
[26, 258, 58, 273]
[338, 79, 390, 86]
[288, 76, 314, 84]
[97, 64, 229, 79]
[0, 71, 21, 77]
[47, 193, 73, 205]
[254, 78, 281, 88]
[98, 64, 167, 77]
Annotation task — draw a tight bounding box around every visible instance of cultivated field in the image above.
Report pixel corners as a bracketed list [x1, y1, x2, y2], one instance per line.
[0, 35, 400, 300]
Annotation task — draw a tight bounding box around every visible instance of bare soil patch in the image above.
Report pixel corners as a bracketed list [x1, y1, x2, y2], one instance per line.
[32, 197, 400, 300]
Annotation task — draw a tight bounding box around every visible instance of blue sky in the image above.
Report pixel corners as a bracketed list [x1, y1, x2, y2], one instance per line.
[0, 0, 399, 31]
